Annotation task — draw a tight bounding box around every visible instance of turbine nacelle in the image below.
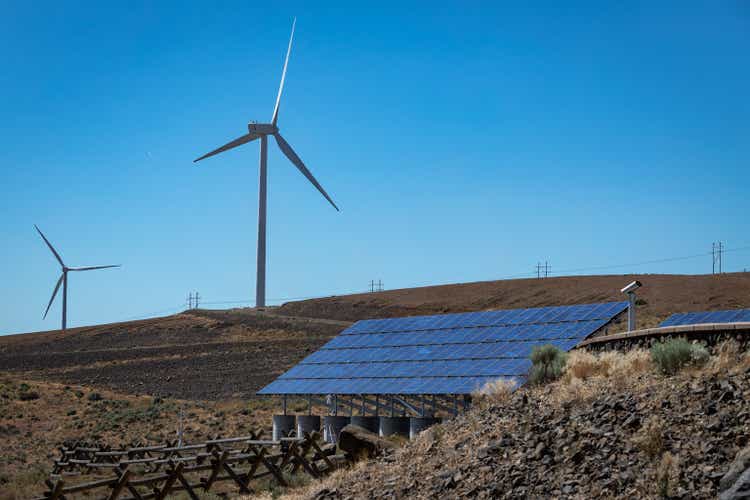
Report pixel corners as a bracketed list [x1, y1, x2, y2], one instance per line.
[248, 123, 278, 135]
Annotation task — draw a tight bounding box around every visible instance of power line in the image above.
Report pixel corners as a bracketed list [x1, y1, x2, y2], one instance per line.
[115, 243, 750, 323]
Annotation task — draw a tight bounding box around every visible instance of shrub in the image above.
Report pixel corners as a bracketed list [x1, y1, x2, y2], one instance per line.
[16, 383, 39, 401]
[18, 391, 39, 401]
[528, 344, 567, 385]
[651, 338, 709, 375]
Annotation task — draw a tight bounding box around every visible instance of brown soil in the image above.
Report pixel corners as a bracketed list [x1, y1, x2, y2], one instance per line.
[277, 273, 750, 329]
[0, 310, 348, 401]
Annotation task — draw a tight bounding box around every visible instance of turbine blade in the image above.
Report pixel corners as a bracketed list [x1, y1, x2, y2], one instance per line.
[68, 265, 120, 271]
[34, 225, 64, 267]
[271, 18, 296, 126]
[194, 133, 260, 162]
[43, 274, 63, 319]
[273, 133, 339, 211]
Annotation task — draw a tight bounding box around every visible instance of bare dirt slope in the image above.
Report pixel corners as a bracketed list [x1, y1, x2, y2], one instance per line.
[277, 273, 750, 329]
[0, 310, 349, 400]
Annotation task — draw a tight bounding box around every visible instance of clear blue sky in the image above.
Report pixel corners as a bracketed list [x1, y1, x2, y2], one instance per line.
[1, 1, 748, 334]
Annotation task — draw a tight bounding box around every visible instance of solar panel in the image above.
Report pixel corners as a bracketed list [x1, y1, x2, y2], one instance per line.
[660, 308, 750, 327]
[258, 301, 628, 396]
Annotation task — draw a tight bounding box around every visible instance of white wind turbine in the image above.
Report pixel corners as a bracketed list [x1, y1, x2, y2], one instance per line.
[194, 19, 339, 308]
[35, 225, 120, 330]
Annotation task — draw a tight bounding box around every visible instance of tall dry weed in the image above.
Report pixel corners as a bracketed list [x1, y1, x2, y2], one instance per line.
[656, 451, 680, 497]
[633, 416, 665, 459]
[563, 349, 652, 383]
[705, 340, 750, 374]
[472, 377, 517, 405]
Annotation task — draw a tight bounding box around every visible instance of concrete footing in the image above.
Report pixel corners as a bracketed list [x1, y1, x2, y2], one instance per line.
[379, 416, 410, 438]
[272, 415, 296, 441]
[409, 417, 440, 439]
[350, 416, 380, 434]
[323, 416, 350, 444]
[296, 415, 320, 438]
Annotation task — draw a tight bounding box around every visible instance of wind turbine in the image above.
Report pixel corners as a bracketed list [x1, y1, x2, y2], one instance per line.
[194, 18, 339, 308]
[35, 225, 120, 331]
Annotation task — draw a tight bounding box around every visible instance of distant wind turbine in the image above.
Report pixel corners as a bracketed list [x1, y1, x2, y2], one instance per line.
[194, 18, 339, 308]
[35, 225, 120, 331]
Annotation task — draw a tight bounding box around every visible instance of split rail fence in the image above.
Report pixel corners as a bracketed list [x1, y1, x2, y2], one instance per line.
[37, 431, 339, 499]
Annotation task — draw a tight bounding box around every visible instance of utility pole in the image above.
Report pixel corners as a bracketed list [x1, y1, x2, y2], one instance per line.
[369, 280, 374, 293]
[536, 261, 550, 279]
[377, 280, 383, 292]
[187, 292, 193, 310]
[194, 292, 200, 309]
[712, 242, 723, 274]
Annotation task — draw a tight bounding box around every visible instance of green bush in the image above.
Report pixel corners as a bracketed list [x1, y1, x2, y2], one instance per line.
[651, 338, 709, 375]
[528, 344, 568, 385]
[18, 391, 39, 401]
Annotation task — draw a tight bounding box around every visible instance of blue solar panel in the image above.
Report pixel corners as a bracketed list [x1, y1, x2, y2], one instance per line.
[258, 301, 628, 396]
[660, 308, 750, 327]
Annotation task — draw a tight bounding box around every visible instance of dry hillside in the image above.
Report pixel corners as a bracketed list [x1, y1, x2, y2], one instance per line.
[278, 273, 750, 329]
[0, 309, 348, 400]
[2, 273, 750, 498]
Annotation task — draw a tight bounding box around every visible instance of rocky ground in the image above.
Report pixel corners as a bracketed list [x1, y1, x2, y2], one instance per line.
[283, 345, 750, 499]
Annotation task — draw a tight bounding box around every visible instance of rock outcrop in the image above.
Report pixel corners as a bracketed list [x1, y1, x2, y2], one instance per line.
[337, 424, 396, 460]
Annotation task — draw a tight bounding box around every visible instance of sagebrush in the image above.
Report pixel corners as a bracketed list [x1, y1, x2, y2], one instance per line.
[651, 338, 708, 375]
[528, 344, 567, 385]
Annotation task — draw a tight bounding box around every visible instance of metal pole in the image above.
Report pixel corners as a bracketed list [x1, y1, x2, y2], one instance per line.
[283, 395, 287, 415]
[627, 291, 636, 331]
[256, 136, 268, 308]
[62, 271, 68, 330]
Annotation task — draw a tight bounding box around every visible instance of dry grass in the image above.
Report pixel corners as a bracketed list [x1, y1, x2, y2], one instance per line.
[538, 348, 654, 407]
[471, 377, 517, 404]
[633, 416, 665, 459]
[0, 376, 280, 498]
[706, 340, 750, 374]
[246, 461, 371, 500]
[564, 349, 653, 382]
[656, 451, 680, 497]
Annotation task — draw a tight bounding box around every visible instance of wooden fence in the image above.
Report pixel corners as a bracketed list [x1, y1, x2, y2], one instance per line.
[37, 431, 339, 499]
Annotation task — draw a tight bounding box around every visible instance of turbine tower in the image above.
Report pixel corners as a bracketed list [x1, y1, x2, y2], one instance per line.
[194, 19, 339, 308]
[35, 225, 120, 331]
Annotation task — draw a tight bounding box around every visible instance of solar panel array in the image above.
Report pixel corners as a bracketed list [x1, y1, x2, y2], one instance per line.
[258, 301, 629, 396]
[660, 309, 750, 327]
